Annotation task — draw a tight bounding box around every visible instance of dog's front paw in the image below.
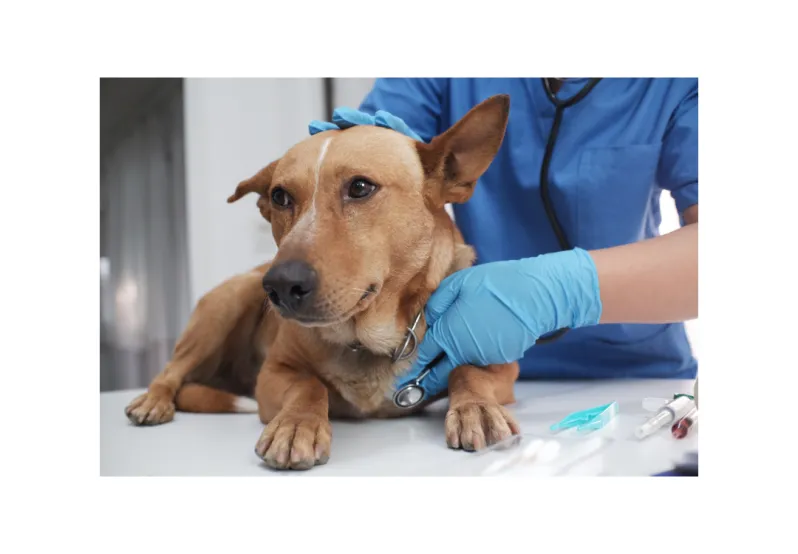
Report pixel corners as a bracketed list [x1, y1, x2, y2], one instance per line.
[255, 412, 331, 470]
[125, 391, 175, 426]
[445, 401, 520, 451]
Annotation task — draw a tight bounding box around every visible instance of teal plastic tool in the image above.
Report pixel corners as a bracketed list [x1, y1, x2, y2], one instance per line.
[550, 402, 618, 433]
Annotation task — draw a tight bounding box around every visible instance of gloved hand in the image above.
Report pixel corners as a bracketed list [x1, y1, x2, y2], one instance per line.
[396, 248, 603, 398]
[309, 107, 424, 142]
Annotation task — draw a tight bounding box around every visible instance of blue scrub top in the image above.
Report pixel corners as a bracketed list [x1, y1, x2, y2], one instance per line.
[359, 78, 698, 380]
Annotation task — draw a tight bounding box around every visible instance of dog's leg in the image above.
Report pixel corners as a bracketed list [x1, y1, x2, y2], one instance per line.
[125, 273, 265, 426]
[445, 362, 521, 451]
[253, 363, 332, 470]
[174, 383, 259, 414]
[124, 315, 225, 425]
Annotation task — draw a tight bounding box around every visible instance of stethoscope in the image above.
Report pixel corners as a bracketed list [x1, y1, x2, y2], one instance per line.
[393, 78, 603, 410]
[393, 352, 446, 408]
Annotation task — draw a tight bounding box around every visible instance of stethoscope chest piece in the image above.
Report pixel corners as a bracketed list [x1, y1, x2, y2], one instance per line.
[392, 355, 443, 409]
[393, 384, 425, 408]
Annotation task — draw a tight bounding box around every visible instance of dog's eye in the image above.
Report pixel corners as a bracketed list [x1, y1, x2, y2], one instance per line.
[271, 187, 293, 208]
[347, 179, 377, 200]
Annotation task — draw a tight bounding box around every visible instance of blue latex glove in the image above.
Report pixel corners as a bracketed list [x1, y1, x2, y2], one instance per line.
[309, 107, 424, 142]
[396, 248, 604, 397]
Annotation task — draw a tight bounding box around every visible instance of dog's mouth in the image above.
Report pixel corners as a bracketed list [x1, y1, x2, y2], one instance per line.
[272, 282, 380, 327]
[359, 283, 378, 301]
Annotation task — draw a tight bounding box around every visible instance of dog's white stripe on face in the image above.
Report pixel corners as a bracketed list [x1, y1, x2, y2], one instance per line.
[286, 136, 332, 243]
[315, 137, 332, 189]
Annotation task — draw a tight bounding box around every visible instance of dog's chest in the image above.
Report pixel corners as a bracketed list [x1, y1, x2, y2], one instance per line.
[318, 348, 411, 417]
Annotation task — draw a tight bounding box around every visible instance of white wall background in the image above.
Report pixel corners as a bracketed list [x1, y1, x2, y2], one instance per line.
[332, 78, 375, 109]
[183, 78, 325, 305]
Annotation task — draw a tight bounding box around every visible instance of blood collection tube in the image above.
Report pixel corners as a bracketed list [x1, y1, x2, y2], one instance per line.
[635, 395, 694, 439]
[671, 406, 699, 439]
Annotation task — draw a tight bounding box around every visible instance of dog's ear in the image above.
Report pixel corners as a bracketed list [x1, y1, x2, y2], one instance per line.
[227, 159, 280, 221]
[417, 95, 510, 207]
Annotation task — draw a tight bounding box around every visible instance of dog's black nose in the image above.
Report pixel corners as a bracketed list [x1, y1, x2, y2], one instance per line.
[262, 260, 318, 313]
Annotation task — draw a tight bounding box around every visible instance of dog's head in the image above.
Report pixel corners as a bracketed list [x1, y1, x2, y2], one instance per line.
[228, 95, 509, 326]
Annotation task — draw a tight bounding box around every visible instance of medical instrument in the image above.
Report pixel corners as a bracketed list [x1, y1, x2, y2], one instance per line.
[549, 436, 608, 476]
[390, 311, 423, 363]
[635, 394, 695, 439]
[550, 401, 618, 433]
[535, 77, 603, 344]
[392, 351, 446, 408]
[457, 432, 615, 477]
[642, 393, 694, 412]
[484, 436, 609, 477]
[481, 438, 562, 476]
[671, 406, 699, 439]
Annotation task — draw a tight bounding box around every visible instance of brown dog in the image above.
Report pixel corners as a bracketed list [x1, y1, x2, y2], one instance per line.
[125, 95, 521, 470]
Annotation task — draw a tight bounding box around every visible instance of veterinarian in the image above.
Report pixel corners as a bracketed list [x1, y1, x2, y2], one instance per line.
[318, 78, 698, 398]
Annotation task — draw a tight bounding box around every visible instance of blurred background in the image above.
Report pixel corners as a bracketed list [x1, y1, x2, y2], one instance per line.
[100, 78, 375, 391]
[99, 78, 696, 392]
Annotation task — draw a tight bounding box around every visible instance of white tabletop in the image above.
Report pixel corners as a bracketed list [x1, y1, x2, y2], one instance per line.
[101, 379, 698, 476]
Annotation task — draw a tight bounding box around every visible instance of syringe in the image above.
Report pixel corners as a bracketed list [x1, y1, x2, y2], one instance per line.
[635, 395, 694, 439]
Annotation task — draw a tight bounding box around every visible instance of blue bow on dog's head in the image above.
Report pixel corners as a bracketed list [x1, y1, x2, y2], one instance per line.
[309, 108, 424, 142]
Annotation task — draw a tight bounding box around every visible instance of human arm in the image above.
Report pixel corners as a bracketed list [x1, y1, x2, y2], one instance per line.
[405, 213, 698, 386]
[594, 204, 697, 324]
[402, 81, 699, 387]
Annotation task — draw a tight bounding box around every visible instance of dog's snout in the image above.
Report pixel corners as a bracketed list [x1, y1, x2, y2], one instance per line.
[262, 260, 318, 313]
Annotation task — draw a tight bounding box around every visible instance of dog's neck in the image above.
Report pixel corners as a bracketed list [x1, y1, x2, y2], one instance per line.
[343, 311, 422, 362]
[317, 214, 475, 361]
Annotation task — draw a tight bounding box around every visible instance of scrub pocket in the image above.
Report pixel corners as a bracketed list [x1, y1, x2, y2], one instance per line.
[576, 144, 661, 249]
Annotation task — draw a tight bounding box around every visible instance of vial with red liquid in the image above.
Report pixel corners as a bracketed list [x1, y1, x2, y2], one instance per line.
[671, 406, 699, 439]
